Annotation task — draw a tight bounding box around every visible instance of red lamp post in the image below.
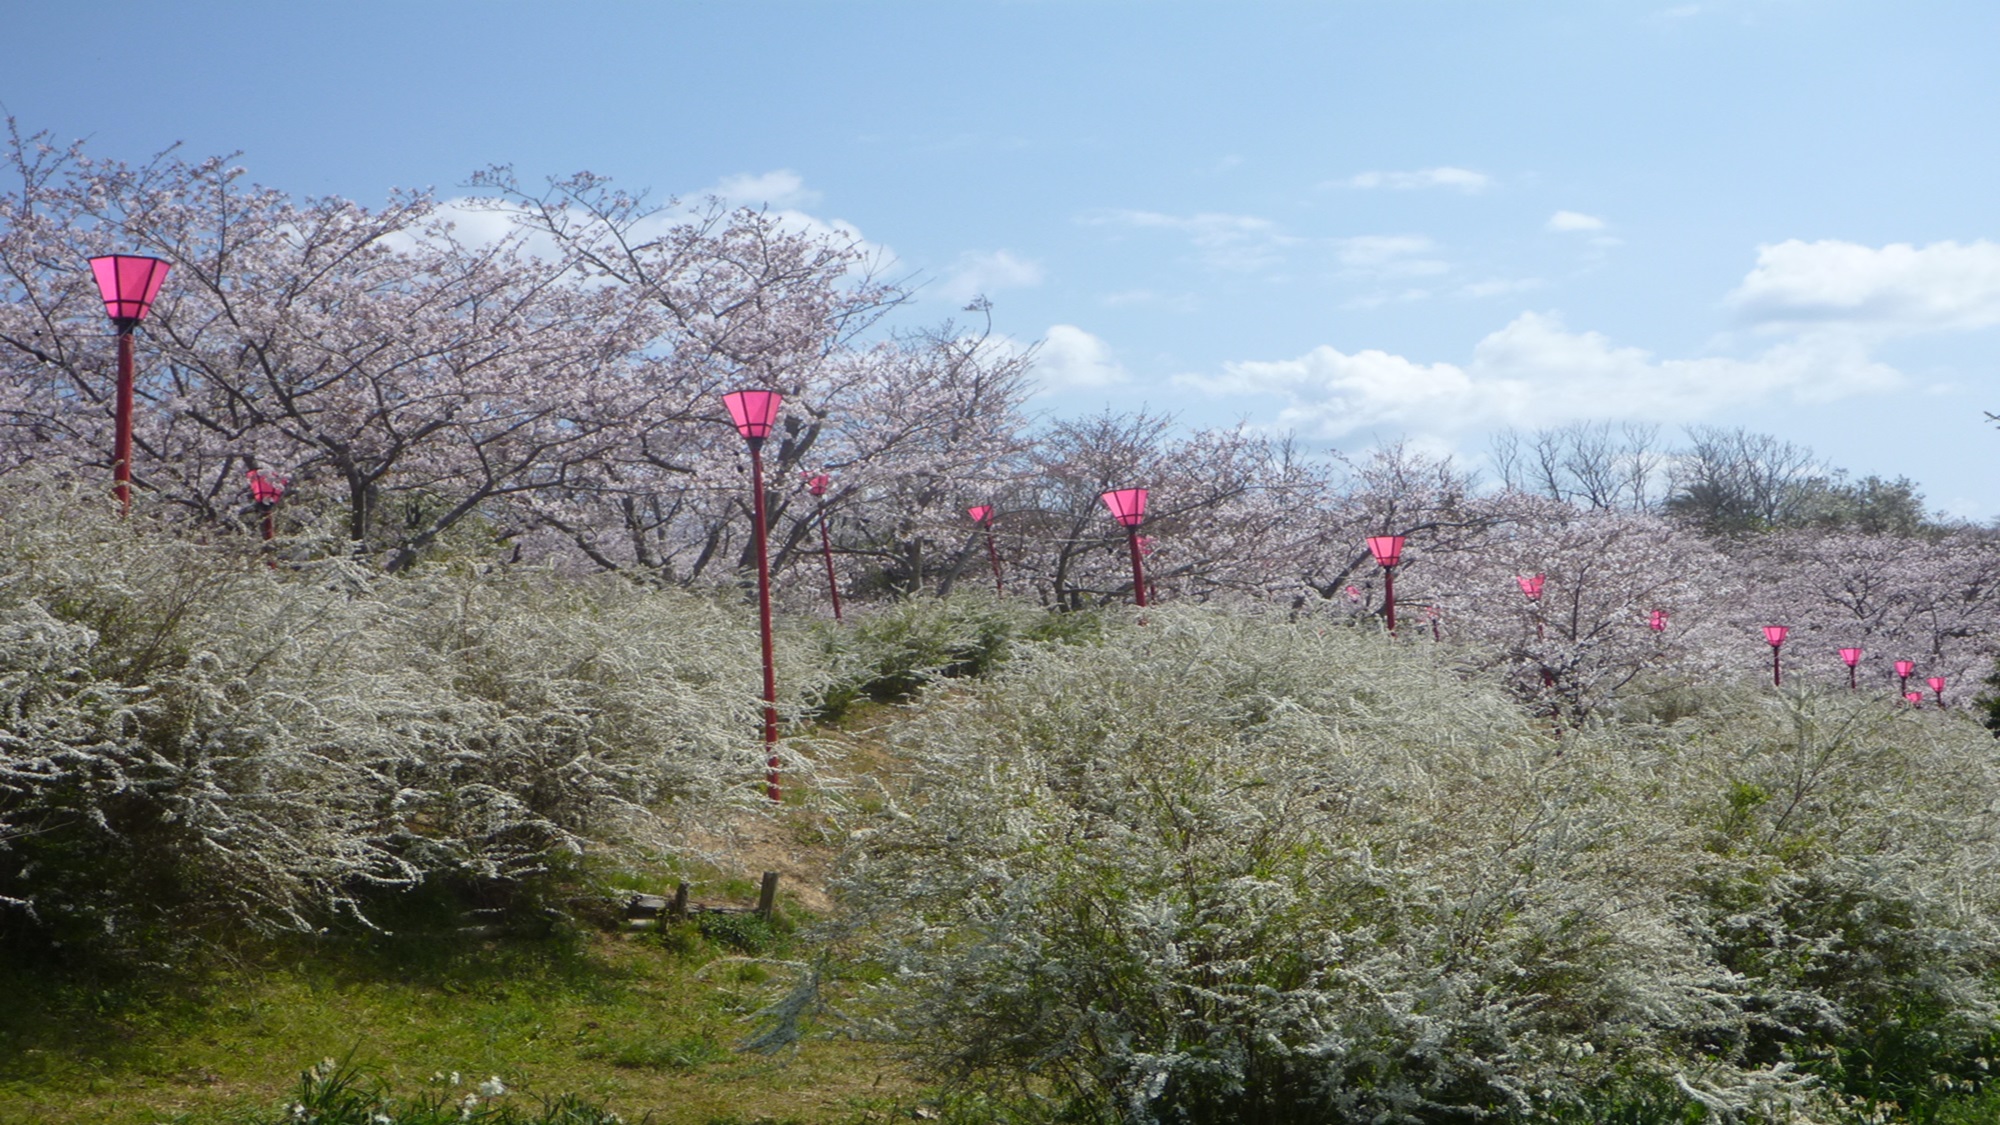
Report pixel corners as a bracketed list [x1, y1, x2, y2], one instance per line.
[801, 472, 843, 623]
[723, 389, 784, 802]
[89, 255, 172, 514]
[1838, 647, 1863, 690]
[1366, 535, 1405, 634]
[1517, 574, 1546, 640]
[1762, 626, 1789, 686]
[1928, 676, 1946, 708]
[1649, 609, 1668, 633]
[1895, 659, 1915, 697]
[967, 505, 1004, 596]
[1100, 488, 1148, 607]
[1905, 691, 1924, 707]
[247, 468, 286, 542]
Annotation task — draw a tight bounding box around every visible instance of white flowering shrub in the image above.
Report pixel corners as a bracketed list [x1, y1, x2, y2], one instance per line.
[835, 605, 2000, 1123]
[0, 473, 781, 954]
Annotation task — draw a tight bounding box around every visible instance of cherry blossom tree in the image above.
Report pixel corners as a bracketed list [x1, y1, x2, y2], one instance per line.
[0, 124, 663, 567]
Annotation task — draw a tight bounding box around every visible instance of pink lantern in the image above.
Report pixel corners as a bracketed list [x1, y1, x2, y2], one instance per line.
[722, 388, 783, 447]
[1762, 625, 1787, 687]
[1895, 659, 1915, 696]
[1344, 585, 1362, 604]
[719, 389, 784, 799]
[1906, 691, 1924, 706]
[1365, 535, 1405, 568]
[1101, 488, 1150, 606]
[1929, 676, 1946, 706]
[1100, 488, 1148, 528]
[90, 254, 172, 515]
[1516, 573, 1548, 639]
[1649, 609, 1667, 632]
[246, 468, 286, 544]
[1365, 536, 1405, 634]
[968, 505, 1003, 596]
[90, 254, 172, 326]
[801, 472, 841, 622]
[1838, 646, 1863, 690]
[247, 468, 285, 507]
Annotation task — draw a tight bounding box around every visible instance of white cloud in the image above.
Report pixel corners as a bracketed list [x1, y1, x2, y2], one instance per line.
[1177, 311, 1900, 437]
[705, 169, 821, 209]
[1339, 167, 1493, 192]
[1084, 209, 1296, 271]
[1547, 210, 1607, 233]
[1337, 234, 1450, 276]
[1031, 325, 1129, 391]
[1730, 239, 2000, 335]
[1459, 277, 1544, 299]
[937, 250, 1043, 304]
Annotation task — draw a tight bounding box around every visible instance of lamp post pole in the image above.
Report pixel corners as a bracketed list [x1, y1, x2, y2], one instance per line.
[1763, 626, 1788, 687]
[1100, 488, 1148, 607]
[1366, 536, 1405, 635]
[724, 389, 784, 802]
[89, 255, 172, 515]
[803, 473, 842, 622]
[968, 506, 1004, 596]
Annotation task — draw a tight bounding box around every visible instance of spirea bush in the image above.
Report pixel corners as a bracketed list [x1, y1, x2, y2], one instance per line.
[0, 474, 784, 956]
[835, 605, 2000, 1123]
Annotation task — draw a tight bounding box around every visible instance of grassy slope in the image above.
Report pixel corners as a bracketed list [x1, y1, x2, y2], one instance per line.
[0, 910, 927, 1125]
[0, 707, 922, 1125]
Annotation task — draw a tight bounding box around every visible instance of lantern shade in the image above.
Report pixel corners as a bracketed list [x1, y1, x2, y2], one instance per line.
[1649, 609, 1667, 631]
[722, 389, 783, 444]
[89, 255, 171, 326]
[1895, 660, 1915, 678]
[1838, 647, 1863, 667]
[1101, 487, 1147, 527]
[966, 504, 993, 526]
[1763, 625, 1788, 646]
[246, 468, 284, 505]
[1516, 574, 1545, 599]
[1929, 676, 1946, 693]
[803, 472, 829, 496]
[1906, 692, 1923, 705]
[1365, 535, 1404, 568]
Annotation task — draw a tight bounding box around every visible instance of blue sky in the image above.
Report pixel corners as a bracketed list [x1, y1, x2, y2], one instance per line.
[6, 1, 1998, 516]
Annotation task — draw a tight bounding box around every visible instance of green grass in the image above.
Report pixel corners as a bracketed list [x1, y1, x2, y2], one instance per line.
[0, 921, 926, 1125]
